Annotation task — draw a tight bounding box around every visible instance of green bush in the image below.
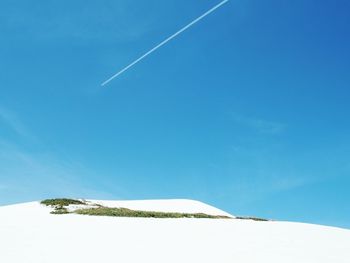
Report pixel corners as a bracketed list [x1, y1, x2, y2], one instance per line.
[41, 198, 86, 207]
[41, 198, 86, 214]
[75, 207, 231, 219]
[50, 206, 70, 214]
[41, 198, 267, 221]
[235, 216, 269, 221]
[40, 198, 271, 221]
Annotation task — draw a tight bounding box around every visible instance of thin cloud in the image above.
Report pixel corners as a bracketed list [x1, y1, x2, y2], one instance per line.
[0, 108, 117, 205]
[0, 0, 155, 43]
[0, 142, 117, 205]
[231, 113, 287, 135]
[0, 107, 31, 139]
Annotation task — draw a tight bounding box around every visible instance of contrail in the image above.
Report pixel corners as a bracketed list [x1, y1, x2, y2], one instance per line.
[101, 0, 229, 86]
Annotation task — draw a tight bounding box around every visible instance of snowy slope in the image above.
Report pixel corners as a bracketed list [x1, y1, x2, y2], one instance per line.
[0, 200, 349, 263]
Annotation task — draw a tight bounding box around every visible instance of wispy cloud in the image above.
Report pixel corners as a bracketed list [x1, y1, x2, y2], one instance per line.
[0, 0, 154, 43]
[223, 166, 313, 208]
[0, 141, 116, 205]
[0, 107, 116, 205]
[222, 140, 350, 209]
[231, 113, 287, 134]
[0, 107, 31, 139]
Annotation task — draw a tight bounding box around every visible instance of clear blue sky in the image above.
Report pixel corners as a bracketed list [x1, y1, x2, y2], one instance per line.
[1, 0, 349, 228]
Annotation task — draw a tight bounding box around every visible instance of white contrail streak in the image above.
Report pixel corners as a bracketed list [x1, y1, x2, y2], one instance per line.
[101, 0, 229, 86]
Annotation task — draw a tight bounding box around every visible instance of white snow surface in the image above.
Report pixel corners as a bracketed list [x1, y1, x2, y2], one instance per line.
[1, 199, 350, 263]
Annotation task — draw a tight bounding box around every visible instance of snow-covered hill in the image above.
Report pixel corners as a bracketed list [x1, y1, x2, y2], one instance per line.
[0, 199, 349, 262]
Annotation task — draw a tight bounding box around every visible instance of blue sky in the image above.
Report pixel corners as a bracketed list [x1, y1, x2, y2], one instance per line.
[1, 0, 350, 228]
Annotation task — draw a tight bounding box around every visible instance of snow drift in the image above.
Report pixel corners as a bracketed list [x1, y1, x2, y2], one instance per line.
[0, 199, 349, 263]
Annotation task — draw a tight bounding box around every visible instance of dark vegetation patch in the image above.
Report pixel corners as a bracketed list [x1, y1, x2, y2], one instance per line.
[41, 198, 231, 218]
[41, 198, 268, 220]
[50, 207, 70, 214]
[41, 198, 86, 214]
[75, 207, 231, 219]
[236, 216, 269, 222]
[41, 198, 86, 207]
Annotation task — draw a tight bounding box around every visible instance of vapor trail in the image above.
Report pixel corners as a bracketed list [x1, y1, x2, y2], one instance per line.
[101, 0, 229, 86]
